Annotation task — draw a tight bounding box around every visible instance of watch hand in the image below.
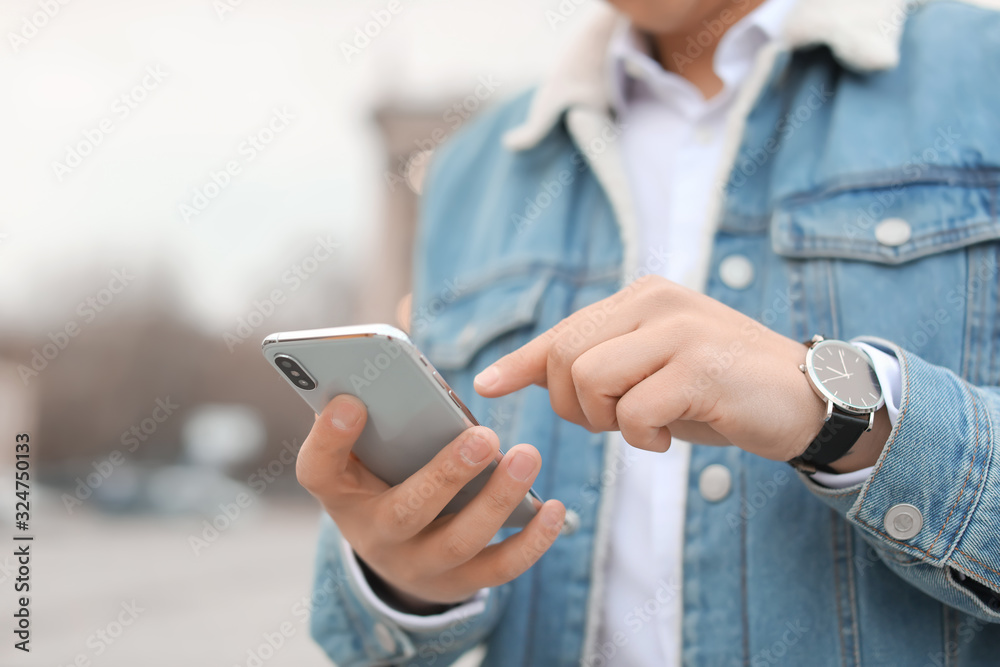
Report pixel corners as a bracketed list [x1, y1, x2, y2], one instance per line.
[837, 349, 848, 374]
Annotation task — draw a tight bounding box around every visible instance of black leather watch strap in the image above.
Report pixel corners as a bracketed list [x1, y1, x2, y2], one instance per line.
[792, 409, 870, 473]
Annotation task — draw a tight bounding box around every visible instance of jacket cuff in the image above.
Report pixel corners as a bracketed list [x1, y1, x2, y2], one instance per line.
[801, 337, 1000, 620]
[309, 513, 507, 666]
[338, 534, 490, 633]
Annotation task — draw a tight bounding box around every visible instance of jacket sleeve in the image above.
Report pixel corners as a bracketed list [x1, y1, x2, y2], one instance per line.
[801, 337, 1000, 623]
[308, 513, 510, 666]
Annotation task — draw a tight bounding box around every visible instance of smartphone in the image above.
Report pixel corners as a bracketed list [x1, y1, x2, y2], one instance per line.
[262, 324, 542, 528]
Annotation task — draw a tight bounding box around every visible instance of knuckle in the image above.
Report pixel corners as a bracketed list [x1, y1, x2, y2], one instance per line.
[441, 530, 477, 562]
[569, 357, 596, 392]
[437, 458, 468, 488]
[375, 495, 417, 535]
[615, 396, 644, 430]
[482, 487, 515, 517]
[549, 337, 575, 368]
[550, 395, 576, 423]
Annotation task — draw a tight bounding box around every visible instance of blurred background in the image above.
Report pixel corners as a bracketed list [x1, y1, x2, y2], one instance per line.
[0, 0, 596, 664]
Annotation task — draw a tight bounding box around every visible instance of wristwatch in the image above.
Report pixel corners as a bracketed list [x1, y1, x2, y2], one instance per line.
[788, 335, 884, 473]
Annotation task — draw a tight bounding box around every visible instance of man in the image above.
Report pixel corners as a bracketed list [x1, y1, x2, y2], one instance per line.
[299, 0, 1000, 664]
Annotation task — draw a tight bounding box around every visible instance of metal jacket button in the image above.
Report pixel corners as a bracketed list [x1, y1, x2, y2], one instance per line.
[699, 464, 732, 502]
[719, 255, 754, 290]
[884, 503, 923, 540]
[874, 218, 912, 246]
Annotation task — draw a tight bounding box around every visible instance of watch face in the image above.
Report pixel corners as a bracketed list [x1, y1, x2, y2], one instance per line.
[807, 340, 882, 411]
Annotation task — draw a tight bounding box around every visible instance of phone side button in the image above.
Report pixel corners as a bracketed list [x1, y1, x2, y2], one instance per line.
[432, 371, 454, 394]
[447, 390, 478, 425]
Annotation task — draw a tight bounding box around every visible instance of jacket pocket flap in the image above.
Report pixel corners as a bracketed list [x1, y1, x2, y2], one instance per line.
[771, 176, 1000, 264]
[415, 269, 552, 370]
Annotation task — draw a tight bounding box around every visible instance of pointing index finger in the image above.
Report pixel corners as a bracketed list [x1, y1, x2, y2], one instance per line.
[474, 332, 552, 397]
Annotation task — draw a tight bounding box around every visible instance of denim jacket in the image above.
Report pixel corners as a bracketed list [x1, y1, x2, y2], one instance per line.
[308, 1, 1000, 664]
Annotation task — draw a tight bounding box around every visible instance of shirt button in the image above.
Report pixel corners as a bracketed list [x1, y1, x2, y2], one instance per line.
[699, 464, 732, 502]
[374, 622, 396, 653]
[561, 509, 581, 536]
[874, 218, 912, 246]
[719, 254, 754, 290]
[884, 503, 923, 540]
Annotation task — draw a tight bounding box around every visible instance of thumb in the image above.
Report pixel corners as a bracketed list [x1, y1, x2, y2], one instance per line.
[296, 394, 367, 497]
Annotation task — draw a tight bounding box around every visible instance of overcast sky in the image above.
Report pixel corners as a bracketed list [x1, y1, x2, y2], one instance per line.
[0, 0, 595, 335]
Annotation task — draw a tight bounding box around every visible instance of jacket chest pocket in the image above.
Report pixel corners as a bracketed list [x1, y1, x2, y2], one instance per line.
[769, 174, 1000, 384]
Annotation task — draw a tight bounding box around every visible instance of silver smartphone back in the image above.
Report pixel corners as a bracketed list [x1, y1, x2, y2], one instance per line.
[262, 324, 540, 528]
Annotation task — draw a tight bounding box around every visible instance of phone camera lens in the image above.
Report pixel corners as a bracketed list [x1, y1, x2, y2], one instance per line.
[275, 355, 315, 391]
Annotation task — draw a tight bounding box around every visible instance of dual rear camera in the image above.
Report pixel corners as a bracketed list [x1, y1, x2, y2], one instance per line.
[275, 355, 316, 391]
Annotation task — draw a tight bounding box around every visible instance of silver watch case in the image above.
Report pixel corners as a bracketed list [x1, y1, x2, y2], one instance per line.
[799, 335, 884, 431]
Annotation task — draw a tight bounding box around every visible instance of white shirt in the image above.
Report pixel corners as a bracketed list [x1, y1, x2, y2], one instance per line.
[598, 2, 898, 665]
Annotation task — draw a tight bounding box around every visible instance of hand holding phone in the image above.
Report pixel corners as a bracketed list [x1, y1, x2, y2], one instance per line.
[264, 325, 566, 607]
[298, 396, 565, 607]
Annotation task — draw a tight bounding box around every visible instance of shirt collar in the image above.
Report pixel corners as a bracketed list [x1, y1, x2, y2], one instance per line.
[503, 0, 911, 152]
[606, 0, 799, 118]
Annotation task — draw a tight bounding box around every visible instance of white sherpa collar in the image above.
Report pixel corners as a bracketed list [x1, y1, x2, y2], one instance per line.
[503, 0, 913, 151]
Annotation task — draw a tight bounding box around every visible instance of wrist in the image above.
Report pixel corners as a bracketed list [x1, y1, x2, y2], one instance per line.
[823, 406, 890, 473]
[356, 555, 458, 616]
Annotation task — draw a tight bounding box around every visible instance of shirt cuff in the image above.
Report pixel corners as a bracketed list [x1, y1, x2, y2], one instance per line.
[338, 536, 489, 632]
[808, 342, 901, 489]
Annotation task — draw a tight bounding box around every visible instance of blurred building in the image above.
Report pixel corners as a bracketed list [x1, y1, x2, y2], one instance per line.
[358, 97, 484, 327]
